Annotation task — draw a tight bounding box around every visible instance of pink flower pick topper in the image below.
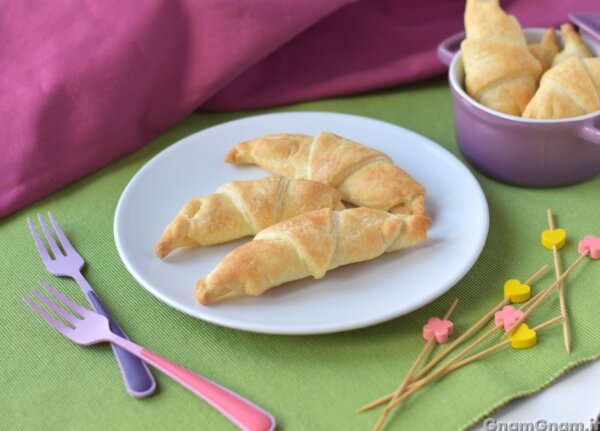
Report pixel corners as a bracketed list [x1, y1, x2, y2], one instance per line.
[495, 305, 525, 332]
[578, 235, 600, 259]
[423, 317, 454, 343]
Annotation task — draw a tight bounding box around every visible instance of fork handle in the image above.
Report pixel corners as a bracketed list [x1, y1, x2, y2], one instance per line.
[86, 291, 156, 398]
[139, 348, 275, 431]
[109, 336, 275, 431]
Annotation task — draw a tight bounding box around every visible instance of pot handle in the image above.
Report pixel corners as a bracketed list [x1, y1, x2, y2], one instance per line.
[569, 13, 600, 46]
[437, 31, 465, 67]
[578, 119, 600, 146]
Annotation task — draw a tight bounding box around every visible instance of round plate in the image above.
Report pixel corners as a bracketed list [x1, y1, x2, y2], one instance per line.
[114, 112, 488, 334]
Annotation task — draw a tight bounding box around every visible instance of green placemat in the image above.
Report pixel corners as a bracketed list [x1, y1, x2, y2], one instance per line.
[2, 77, 599, 430]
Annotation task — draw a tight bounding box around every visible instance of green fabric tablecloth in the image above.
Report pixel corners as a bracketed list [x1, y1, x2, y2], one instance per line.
[2, 77, 600, 430]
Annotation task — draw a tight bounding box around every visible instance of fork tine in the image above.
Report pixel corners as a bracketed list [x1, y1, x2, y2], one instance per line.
[37, 214, 63, 258]
[39, 281, 88, 316]
[27, 218, 52, 262]
[23, 297, 70, 333]
[31, 288, 80, 326]
[47, 211, 76, 254]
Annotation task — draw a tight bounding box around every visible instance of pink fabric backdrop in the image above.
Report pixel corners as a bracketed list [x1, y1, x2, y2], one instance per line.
[1, 0, 596, 217]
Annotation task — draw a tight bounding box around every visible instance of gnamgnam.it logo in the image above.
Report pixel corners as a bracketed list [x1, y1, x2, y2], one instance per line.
[483, 417, 599, 431]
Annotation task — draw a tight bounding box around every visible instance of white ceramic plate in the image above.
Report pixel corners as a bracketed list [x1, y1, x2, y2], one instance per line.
[114, 112, 488, 334]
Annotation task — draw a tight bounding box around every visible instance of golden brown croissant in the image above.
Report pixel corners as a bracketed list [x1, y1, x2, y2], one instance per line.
[528, 28, 560, 73]
[196, 207, 431, 304]
[522, 57, 600, 119]
[552, 23, 594, 67]
[155, 176, 344, 258]
[461, 0, 542, 116]
[224, 132, 428, 217]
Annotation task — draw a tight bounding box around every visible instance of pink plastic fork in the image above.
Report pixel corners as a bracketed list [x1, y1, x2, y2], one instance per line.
[27, 212, 155, 397]
[24, 282, 276, 431]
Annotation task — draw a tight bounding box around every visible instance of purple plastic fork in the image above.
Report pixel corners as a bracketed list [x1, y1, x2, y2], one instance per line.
[27, 211, 156, 397]
[24, 282, 276, 431]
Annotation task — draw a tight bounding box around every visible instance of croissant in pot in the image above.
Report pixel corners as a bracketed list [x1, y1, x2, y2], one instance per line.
[225, 132, 427, 217]
[522, 57, 600, 119]
[196, 207, 431, 304]
[528, 28, 560, 73]
[552, 23, 594, 67]
[461, 0, 542, 116]
[155, 176, 344, 258]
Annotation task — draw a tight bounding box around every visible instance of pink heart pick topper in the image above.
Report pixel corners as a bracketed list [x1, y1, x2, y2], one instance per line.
[578, 235, 600, 259]
[423, 317, 454, 343]
[495, 305, 525, 332]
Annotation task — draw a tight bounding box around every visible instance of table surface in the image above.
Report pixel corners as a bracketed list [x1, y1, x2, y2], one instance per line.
[2, 77, 600, 431]
[475, 359, 600, 430]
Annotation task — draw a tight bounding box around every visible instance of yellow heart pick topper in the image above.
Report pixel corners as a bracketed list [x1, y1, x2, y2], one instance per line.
[503, 279, 531, 303]
[510, 323, 537, 349]
[541, 228, 566, 250]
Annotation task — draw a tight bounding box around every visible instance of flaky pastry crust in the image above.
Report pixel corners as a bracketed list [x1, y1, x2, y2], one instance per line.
[224, 132, 427, 217]
[461, 0, 542, 116]
[155, 176, 344, 258]
[196, 207, 431, 304]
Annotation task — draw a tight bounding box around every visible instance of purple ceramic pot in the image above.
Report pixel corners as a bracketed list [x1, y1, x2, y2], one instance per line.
[437, 26, 600, 187]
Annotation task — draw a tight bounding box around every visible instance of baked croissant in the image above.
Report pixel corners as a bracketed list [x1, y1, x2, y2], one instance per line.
[461, 0, 542, 116]
[224, 132, 428, 217]
[552, 23, 593, 67]
[155, 176, 344, 258]
[522, 57, 600, 119]
[196, 207, 431, 304]
[528, 28, 560, 73]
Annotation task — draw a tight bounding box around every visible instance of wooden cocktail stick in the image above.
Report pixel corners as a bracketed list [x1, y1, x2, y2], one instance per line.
[372, 299, 459, 431]
[358, 326, 496, 413]
[360, 323, 497, 413]
[411, 264, 547, 379]
[386, 315, 565, 410]
[524, 264, 551, 286]
[547, 209, 570, 354]
[413, 298, 508, 378]
[522, 287, 544, 312]
[449, 315, 563, 371]
[364, 315, 563, 413]
[361, 320, 505, 412]
[514, 263, 550, 310]
[359, 265, 548, 413]
[503, 251, 589, 339]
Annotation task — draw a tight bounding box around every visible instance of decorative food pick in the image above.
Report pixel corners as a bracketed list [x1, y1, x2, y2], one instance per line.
[503, 264, 548, 305]
[543, 209, 570, 354]
[365, 266, 548, 417]
[509, 323, 537, 349]
[450, 316, 562, 371]
[579, 235, 600, 259]
[409, 298, 509, 378]
[504, 246, 593, 338]
[372, 299, 459, 431]
[359, 265, 548, 414]
[503, 279, 531, 302]
[381, 265, 546, 403]
[362, 315, 564, 414]
[423, 317, 454, 343]
[495, 306, 524, 332]
[541, 228, 566, 249]
[359, 227, 598, 425]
